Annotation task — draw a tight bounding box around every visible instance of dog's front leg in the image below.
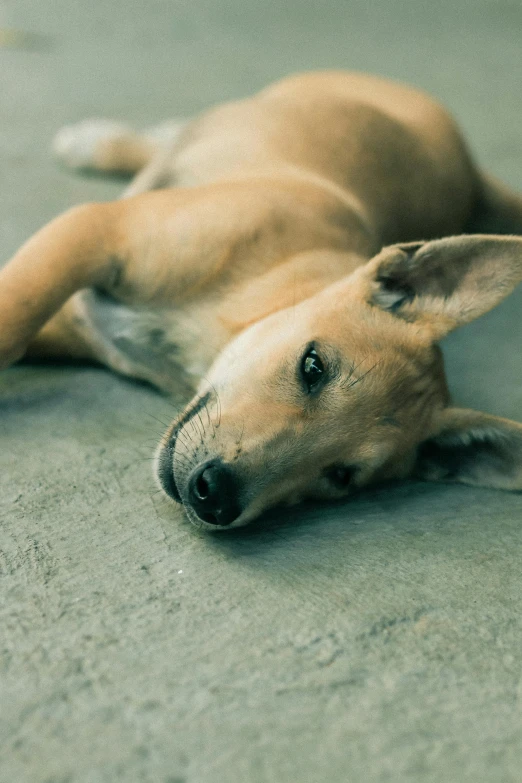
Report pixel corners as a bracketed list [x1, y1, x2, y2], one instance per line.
[0, 201, 124, 368]
[0, 180, 347, 370]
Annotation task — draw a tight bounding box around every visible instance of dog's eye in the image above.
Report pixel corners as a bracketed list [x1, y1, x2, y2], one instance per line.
[324, 464, 356, 489]
[300, 347, 325, 393]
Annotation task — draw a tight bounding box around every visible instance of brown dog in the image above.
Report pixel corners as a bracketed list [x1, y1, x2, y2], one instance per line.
[2, 71, 522, 528]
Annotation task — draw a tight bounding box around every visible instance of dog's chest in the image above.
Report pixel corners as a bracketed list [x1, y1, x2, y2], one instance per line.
[76, 290, 229, 394]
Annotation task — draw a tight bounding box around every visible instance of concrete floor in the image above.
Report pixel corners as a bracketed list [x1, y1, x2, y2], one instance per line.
[1, 1, 522, 781]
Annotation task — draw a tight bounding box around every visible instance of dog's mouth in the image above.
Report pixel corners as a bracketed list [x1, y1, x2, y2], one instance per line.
[155, 392, 212, 506]
[156, 436, 182, 503]
[155, 392, 250, 529]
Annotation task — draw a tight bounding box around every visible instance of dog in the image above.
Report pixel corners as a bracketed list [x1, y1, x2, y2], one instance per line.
[2, 71, 522, 529]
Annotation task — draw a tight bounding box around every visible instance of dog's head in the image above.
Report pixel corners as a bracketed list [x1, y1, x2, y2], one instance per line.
[156, 235, 522, 528]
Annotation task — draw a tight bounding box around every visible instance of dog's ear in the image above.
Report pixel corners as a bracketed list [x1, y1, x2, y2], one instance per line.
[358, 235, 522, 338]
[415, 408, 522, 490]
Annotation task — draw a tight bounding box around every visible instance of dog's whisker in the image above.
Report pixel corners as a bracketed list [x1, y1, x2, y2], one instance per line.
[346, 357, 384, 390]
[204, 401, 216, 440]
[171, 447, 193, 464]
[194, 408, 207, 440]
[175, 424, 194, 445]
[345, 355, 369, 383]
[176, 428, 196, 451]
[174, 448, 194, 468]
[174, 456, 197, 473]
[172, 447, 195, 467]
[174, 448, 199, 471]
[201, 376, 222, 428]
[146, 412, 172, 429]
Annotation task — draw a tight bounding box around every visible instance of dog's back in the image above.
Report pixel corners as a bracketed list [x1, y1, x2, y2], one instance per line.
[136, 72, 479, 242]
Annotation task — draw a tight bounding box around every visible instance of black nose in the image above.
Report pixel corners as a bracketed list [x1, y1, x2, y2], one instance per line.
[188, 460, 241, 526]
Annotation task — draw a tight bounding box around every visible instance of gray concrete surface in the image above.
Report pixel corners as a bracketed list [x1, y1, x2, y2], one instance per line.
[1, 1, 522, 781]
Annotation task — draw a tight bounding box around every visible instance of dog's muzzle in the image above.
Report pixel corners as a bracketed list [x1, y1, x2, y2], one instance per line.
[157, 444, 242, 526]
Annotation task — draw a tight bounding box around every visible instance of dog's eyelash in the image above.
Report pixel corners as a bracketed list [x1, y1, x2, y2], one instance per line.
[340, 356, 385, 391]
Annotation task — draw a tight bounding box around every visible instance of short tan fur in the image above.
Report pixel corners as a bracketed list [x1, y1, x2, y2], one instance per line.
[2, 71, 522, 527]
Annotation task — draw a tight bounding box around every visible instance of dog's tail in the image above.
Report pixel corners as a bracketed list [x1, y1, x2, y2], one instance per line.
[468, 172, 522, 235]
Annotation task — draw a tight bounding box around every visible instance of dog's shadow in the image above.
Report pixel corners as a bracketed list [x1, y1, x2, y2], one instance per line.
[183, 480, 496, 574]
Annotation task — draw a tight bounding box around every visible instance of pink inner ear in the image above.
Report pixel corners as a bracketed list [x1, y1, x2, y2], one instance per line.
[395, 241, 425, 255]
[373, 274, 415, 312]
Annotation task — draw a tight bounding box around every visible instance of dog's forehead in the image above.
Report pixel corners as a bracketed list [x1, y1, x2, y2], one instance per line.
[206, 349, 432, 447]
[205, 289, 445, 435]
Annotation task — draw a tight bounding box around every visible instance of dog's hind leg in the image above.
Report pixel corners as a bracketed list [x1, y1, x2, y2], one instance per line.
[467, 173, 522, 235]
[53, 118, 188, 177]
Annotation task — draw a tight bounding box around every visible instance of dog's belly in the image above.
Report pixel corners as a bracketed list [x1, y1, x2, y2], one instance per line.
[73, 289, 229, 394]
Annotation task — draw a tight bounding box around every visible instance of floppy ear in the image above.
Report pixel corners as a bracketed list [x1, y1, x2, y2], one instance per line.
[415, 408, 522, 490]
[358, 234, 522, 338]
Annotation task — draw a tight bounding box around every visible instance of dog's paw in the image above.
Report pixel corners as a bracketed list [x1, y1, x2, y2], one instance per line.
[143, 119, 188, 146]
[52, 119, 133, 170]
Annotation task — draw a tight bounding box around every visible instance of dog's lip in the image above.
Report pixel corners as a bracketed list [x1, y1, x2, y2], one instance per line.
[156, 392, 213, 505]
[166, 460, 182, 504]
[157, 437, 182, 504]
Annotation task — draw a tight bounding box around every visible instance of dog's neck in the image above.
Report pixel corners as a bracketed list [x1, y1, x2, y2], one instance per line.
[216, 247, 371, 336]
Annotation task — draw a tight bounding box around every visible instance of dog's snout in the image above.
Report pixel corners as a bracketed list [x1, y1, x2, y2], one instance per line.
[188, 460, 241, 526]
